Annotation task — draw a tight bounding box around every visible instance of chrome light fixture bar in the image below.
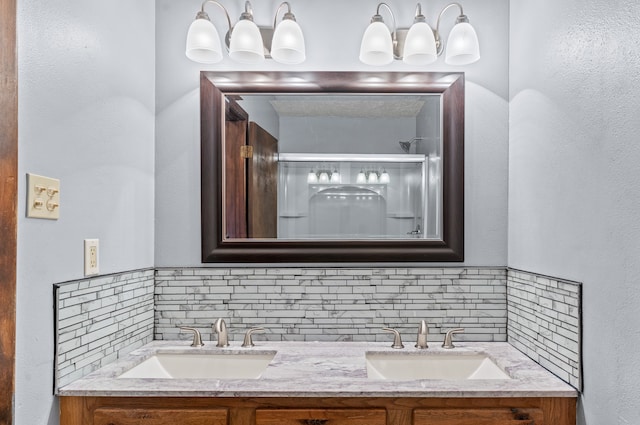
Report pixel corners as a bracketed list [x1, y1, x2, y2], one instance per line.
[359, 2, 480, 66]
[186, 1, 306, 64]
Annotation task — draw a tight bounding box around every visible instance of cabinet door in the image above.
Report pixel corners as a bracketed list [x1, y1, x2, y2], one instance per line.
[256, 408, 386, 425]
[93, 408, 228, 425]
[413, 408, 544, 425]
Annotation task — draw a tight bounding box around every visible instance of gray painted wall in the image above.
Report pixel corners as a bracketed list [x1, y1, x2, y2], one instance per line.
[279, 116, 415, 154]
[15, 1, 510, 424]
[16, 1, 155, 423]
[509, 0, 640, 423]
[16, 0, 640, 423]
[154, 0, 510, 267]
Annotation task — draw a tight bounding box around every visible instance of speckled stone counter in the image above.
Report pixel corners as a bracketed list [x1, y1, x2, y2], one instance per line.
[58, 341, 577, 398]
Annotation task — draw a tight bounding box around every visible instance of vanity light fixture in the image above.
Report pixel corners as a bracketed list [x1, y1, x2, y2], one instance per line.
[186, 1, 306, 64]
[359, 2, 480, 66]
[270, 2, 306, 64]
[359, 3, 396, 65]
[228, 2, 264, 63]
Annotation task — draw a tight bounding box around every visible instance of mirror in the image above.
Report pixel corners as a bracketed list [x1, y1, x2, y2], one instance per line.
[201, 71, 464, 262]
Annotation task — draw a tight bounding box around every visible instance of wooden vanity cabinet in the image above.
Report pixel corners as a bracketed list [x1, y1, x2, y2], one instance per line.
[60, 396, 575, 425]
[92, 408, 228, 425]
[256, 408, 386, 425]
[413, 407, 544, 424]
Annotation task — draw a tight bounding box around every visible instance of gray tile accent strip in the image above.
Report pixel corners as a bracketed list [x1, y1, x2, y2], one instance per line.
[54, 269, 155, 392]
[154, 267, 508, 345]
[507, 268, 582, 391]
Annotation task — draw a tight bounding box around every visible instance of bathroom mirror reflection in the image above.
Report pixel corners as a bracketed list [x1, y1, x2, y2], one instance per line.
[228, 93, 442, 241]
[201, 71, 464, 262]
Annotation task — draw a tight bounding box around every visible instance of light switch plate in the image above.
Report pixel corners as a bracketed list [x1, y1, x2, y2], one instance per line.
[26, 173, 60, 219]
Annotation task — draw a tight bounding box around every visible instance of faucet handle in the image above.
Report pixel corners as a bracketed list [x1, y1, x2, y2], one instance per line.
[382, 327, 404, 349]
[242, 327, 266, 347]
[442, 328, 464, 349]
[178, 326, 204, 347]
[415, 320, 429, 349]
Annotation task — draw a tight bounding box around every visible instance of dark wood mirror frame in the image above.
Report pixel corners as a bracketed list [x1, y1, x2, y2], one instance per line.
[201, 71, 464, 263]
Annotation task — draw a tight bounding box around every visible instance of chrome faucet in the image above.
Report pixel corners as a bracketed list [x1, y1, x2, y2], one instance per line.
[178, 326, 204, 347]
[242, 327, 266, 347]
[382, 327, 404, 349]
[442, 328, 464, 349]
[213, 318, 230, 347]
[415, 320, 429, 349]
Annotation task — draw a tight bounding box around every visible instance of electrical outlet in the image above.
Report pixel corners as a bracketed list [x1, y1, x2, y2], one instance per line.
[84, 239, 99, 276]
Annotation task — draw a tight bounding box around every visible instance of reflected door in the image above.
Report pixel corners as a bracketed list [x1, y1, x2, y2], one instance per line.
[248, 122, 278, 238]
[224, 119, 248, 238]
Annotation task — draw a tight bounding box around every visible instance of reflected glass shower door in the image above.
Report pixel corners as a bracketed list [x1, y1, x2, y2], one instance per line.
[309, 186, 386, 238]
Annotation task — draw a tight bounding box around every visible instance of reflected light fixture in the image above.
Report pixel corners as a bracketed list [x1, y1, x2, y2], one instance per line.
[307, 169, 318, 183]
[330, 168, 341, 183]
[379, 169, 391, 183]
[186, 1, 306, 65]
[318, 171, 330, 183]
[359, 2, 480, 66]
[367, 171, 379, 184]
[356, 169, 367, 184]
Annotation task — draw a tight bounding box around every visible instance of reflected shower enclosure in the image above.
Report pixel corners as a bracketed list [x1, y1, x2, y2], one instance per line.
[278, 154, 441, 240]
[310, 186, 386, 238]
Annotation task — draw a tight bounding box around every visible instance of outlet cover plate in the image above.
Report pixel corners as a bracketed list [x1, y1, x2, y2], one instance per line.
[84, 239, 99, 276]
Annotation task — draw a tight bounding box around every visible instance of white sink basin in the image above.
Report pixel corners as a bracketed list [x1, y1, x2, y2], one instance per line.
[365, 353, 511, 380]
[118, 352, 275, 379]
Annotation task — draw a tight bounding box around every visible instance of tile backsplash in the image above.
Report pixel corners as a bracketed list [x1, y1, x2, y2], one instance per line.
[54, 269, 154, 391]
[154, 267, 508, 344]
[507, 269, 582, 390]
[53, 266, 582, 392]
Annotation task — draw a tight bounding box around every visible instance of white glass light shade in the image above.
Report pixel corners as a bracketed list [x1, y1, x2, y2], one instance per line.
[319, 172, 330, 183]
[379, 170, 390, 183]
[356, 171, 367, 184]
[359, 21, 394, 66]
[402, 21, 437, 65]
[330, 170, 340, 183]
[367, 172, 379, 183]
[307, 170, 318, 183]
[186, 18, 223, 64]
[445, 21, 480, 65]
[229, 19, 265, 63]
[271, 19, 306, 64]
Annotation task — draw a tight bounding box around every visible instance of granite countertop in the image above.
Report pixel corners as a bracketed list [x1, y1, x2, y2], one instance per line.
[58, 341, 577, 398]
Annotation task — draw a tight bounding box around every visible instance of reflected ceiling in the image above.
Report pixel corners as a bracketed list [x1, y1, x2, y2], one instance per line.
[268, 95, 434, 118]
